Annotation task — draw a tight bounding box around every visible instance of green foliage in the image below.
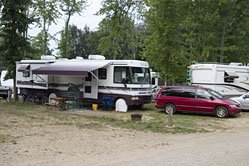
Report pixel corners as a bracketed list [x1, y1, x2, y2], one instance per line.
[97, 0, 143, 60]
[59, 25, 101, 59]
[0, 0, 33, 79]
[29, 32, 53, 59]
[142, 0, 249, 84]
[58, 0, 87, 58]
[32, 0, 61, 56]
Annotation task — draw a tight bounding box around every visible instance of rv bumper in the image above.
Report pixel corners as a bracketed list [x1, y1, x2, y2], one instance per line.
[130, 95, 151, 105]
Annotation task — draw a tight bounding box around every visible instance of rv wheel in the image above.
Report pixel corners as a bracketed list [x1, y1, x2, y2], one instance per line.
[115, 98, 128, 112]
[48, 93, 57, 104]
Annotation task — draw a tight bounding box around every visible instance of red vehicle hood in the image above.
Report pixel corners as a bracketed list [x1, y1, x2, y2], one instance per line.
[224, 98, 240, 105]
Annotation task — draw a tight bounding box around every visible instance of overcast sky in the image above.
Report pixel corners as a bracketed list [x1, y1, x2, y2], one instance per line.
[29, 0, 103, 54]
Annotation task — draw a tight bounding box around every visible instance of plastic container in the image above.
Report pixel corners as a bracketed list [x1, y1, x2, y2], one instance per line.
[92, 104, 98, 111]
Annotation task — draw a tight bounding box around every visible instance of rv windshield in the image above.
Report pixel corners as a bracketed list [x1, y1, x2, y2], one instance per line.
[131, 67, 150, 84]
[207, 89, 224, 99]
[114, 67, 151, 84]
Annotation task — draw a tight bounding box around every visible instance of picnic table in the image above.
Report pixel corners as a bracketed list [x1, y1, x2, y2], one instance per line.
[46, 97, 67, 110]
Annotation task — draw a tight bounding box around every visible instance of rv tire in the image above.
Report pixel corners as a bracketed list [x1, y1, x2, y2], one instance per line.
[115, 98, 128, 112]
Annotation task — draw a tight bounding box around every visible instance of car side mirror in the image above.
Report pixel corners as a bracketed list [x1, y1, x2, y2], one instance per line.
[209, 96, 215, 100]
[243, 96, 246, 99]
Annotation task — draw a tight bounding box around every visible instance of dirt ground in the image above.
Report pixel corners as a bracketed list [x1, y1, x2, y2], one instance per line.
[1, 106, 249, 166]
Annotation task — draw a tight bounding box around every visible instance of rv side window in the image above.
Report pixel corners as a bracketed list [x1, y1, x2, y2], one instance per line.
[85, 86, 91, 93]
[86, 72, 92, 81]
[114, 67, 130, 83]
[98, 68, 107, 79]
[152, 78, 155, 85]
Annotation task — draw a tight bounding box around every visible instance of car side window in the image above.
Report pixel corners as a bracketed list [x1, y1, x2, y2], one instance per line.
[161, 88, 179, 97]
[196, 89, 212, 99]
[178, 88, 195, 98]
[161, 87, 195, 98]
[244, 94, 249, 98]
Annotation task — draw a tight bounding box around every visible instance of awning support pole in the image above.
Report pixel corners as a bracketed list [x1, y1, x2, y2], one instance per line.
[90, 71, 113, 94]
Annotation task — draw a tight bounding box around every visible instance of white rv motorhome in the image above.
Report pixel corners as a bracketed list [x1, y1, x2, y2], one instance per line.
[16, 55, 152, 112]
[187, 62, 249, 97]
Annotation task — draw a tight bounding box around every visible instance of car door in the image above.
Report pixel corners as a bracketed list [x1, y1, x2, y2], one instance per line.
[194, 89, 216, 113]
[239, 94, 249, 110]
[176, 88, 196, 112]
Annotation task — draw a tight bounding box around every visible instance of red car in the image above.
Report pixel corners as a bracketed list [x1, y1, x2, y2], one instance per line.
[155, 86, 241, 118]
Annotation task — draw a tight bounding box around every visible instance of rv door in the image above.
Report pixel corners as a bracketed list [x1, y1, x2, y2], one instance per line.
[83, 70, 98, 99]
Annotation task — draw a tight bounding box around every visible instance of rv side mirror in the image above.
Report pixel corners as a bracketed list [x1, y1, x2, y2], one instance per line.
[209, 96, 215, 100]
[121, 78, 127, 88]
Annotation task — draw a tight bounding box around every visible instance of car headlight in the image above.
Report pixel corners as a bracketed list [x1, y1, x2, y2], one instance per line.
[229, 105, 236, 108]
[131, 97, 139, 100]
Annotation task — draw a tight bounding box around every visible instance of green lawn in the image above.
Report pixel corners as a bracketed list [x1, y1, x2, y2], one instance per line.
[0, 100, 240, 136]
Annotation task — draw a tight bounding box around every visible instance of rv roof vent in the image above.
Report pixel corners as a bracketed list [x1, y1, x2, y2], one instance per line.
[229, 62, 243, 66]
[76, 56, 84, 60]
[88, 55, 105, 60]
[41, 55, 56, 60]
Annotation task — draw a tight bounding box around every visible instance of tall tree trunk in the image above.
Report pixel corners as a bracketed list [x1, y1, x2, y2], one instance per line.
[112, 37, 116, 60]
[220, 0, 234, 63]
[14, 77, 17, 102]
[64, 14, 71, 58]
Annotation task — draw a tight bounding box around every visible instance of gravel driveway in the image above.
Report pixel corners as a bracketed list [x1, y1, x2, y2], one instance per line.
[1, 108, 249, 166]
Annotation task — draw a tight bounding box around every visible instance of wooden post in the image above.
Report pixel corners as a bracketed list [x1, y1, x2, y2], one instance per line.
[168, 109, 173, 127]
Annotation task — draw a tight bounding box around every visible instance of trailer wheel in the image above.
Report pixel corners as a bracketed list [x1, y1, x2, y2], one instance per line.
[115, 98, 128, 112]
[48, 93, 57, 104]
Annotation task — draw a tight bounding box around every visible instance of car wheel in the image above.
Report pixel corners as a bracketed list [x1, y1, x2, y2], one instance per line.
[215, 106, 228, 118]
[165, 103, 176, 114]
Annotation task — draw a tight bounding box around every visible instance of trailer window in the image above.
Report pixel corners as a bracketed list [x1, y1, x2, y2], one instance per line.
[98, 68, 107, 79]
[23, 71, 30, 77]
[224, 71, 238, 83]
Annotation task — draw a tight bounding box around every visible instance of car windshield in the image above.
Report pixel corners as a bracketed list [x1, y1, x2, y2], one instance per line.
[207, 89, 224, 99]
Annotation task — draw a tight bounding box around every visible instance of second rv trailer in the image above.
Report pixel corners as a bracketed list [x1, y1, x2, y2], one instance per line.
[187, 62, 249, 97]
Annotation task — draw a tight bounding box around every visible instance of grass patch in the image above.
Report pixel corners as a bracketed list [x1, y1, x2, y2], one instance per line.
[0, 134, 20, 144]
[0, 101, 238, 134]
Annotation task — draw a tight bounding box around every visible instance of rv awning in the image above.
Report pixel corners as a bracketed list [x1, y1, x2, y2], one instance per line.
[225, 71, 239, 78]
[18, 64, 30, 72]
[32, 61, 112, 76]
